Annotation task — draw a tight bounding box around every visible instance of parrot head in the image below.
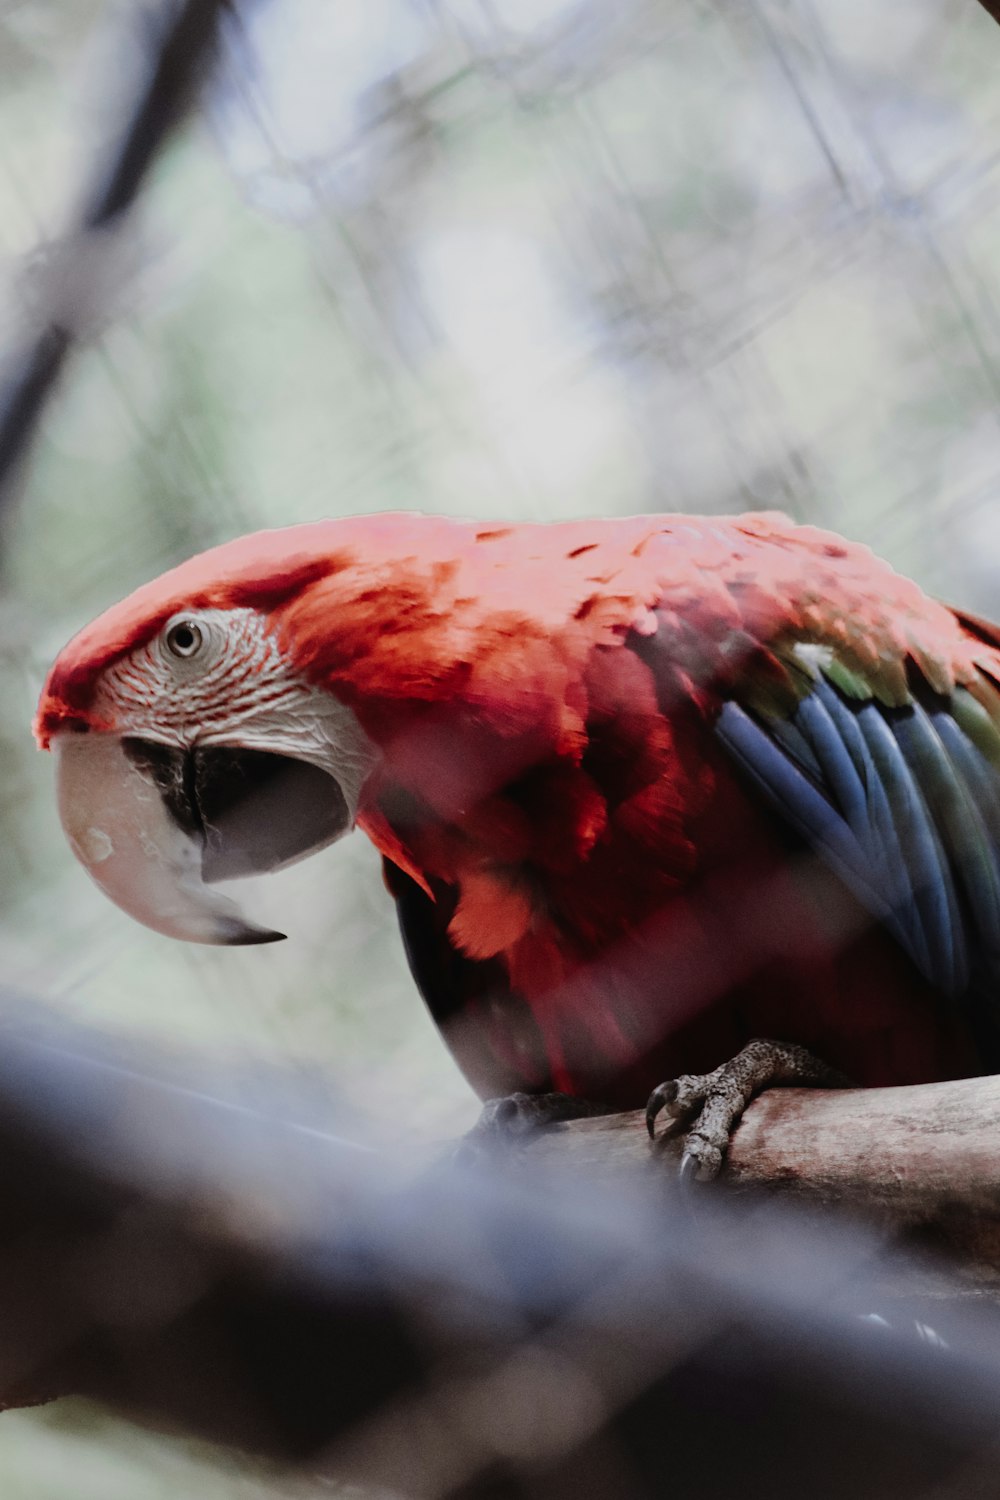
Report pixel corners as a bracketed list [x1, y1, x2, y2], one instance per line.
[34, 523, 386, 946]
[36, 510, 664, 958]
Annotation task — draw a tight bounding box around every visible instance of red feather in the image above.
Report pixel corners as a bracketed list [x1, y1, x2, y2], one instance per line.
[37, 512, 1000, 1104]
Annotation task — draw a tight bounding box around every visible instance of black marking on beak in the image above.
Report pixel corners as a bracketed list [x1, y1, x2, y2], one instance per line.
[123, 738, 201, 837]
[218, 921, 287, 947]
[123, 738, 350, 885]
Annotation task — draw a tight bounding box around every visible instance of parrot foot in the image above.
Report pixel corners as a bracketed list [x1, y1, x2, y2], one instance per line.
[457, 1092, 614, 1163]
[646, 1039, 846, 1183]
[480, 1090, 615, 1133]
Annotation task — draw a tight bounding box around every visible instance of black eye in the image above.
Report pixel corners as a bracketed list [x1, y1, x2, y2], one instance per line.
[166, 620, 203, 659]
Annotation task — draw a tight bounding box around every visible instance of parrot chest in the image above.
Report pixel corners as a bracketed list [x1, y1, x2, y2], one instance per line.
[388, 750, 983, 1108]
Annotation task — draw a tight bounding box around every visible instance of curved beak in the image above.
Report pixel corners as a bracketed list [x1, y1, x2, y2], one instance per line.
[54, 732, 350, 945]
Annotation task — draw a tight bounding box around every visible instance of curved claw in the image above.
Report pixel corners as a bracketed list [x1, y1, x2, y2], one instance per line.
[680, 1136, 724, 1183]
[646, 1080, 677, 1139]
[677, 1151, 701, 1187]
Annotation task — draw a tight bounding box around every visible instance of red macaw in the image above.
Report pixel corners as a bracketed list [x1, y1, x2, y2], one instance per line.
[34, 512, 1000, 1176]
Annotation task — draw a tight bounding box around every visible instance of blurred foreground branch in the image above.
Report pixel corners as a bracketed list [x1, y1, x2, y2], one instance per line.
[3, 1004, 1000, 1500]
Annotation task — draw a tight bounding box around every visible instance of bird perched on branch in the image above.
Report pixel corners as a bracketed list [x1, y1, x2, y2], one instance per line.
[35, 512, 1000, 1177]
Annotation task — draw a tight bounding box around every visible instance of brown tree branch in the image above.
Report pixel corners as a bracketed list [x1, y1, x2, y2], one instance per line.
[507, 1076, 1000, 1282]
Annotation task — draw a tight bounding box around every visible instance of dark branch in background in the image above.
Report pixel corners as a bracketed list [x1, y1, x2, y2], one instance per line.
[0, 0, 995, 511]
[5, 0, 987, 523]
[0, 0, 232, 510]
[2, 999, 1000, 1499]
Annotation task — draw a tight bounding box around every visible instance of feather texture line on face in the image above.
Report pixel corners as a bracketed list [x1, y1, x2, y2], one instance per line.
[93, 606, 379, 826]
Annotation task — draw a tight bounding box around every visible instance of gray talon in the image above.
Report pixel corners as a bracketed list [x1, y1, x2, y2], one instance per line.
[682, 1136, 724, 1182]
[646, 1039, 846, 1181]
[467, 1090, 615, 1151]
[645, 1083, 673, 1138]
[481, 1094, 523, 1131]
[677, 1151, 701, 1187]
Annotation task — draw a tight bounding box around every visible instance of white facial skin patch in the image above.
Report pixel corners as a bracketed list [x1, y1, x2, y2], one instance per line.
[92, 606, 380, 826]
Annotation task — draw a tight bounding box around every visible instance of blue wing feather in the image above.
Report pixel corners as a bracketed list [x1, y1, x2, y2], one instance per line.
[809, 678, 926, 966]
[855, 702, 969, 997]
[714, 702, 906, 942]
[715, 675, 1000, 1006]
